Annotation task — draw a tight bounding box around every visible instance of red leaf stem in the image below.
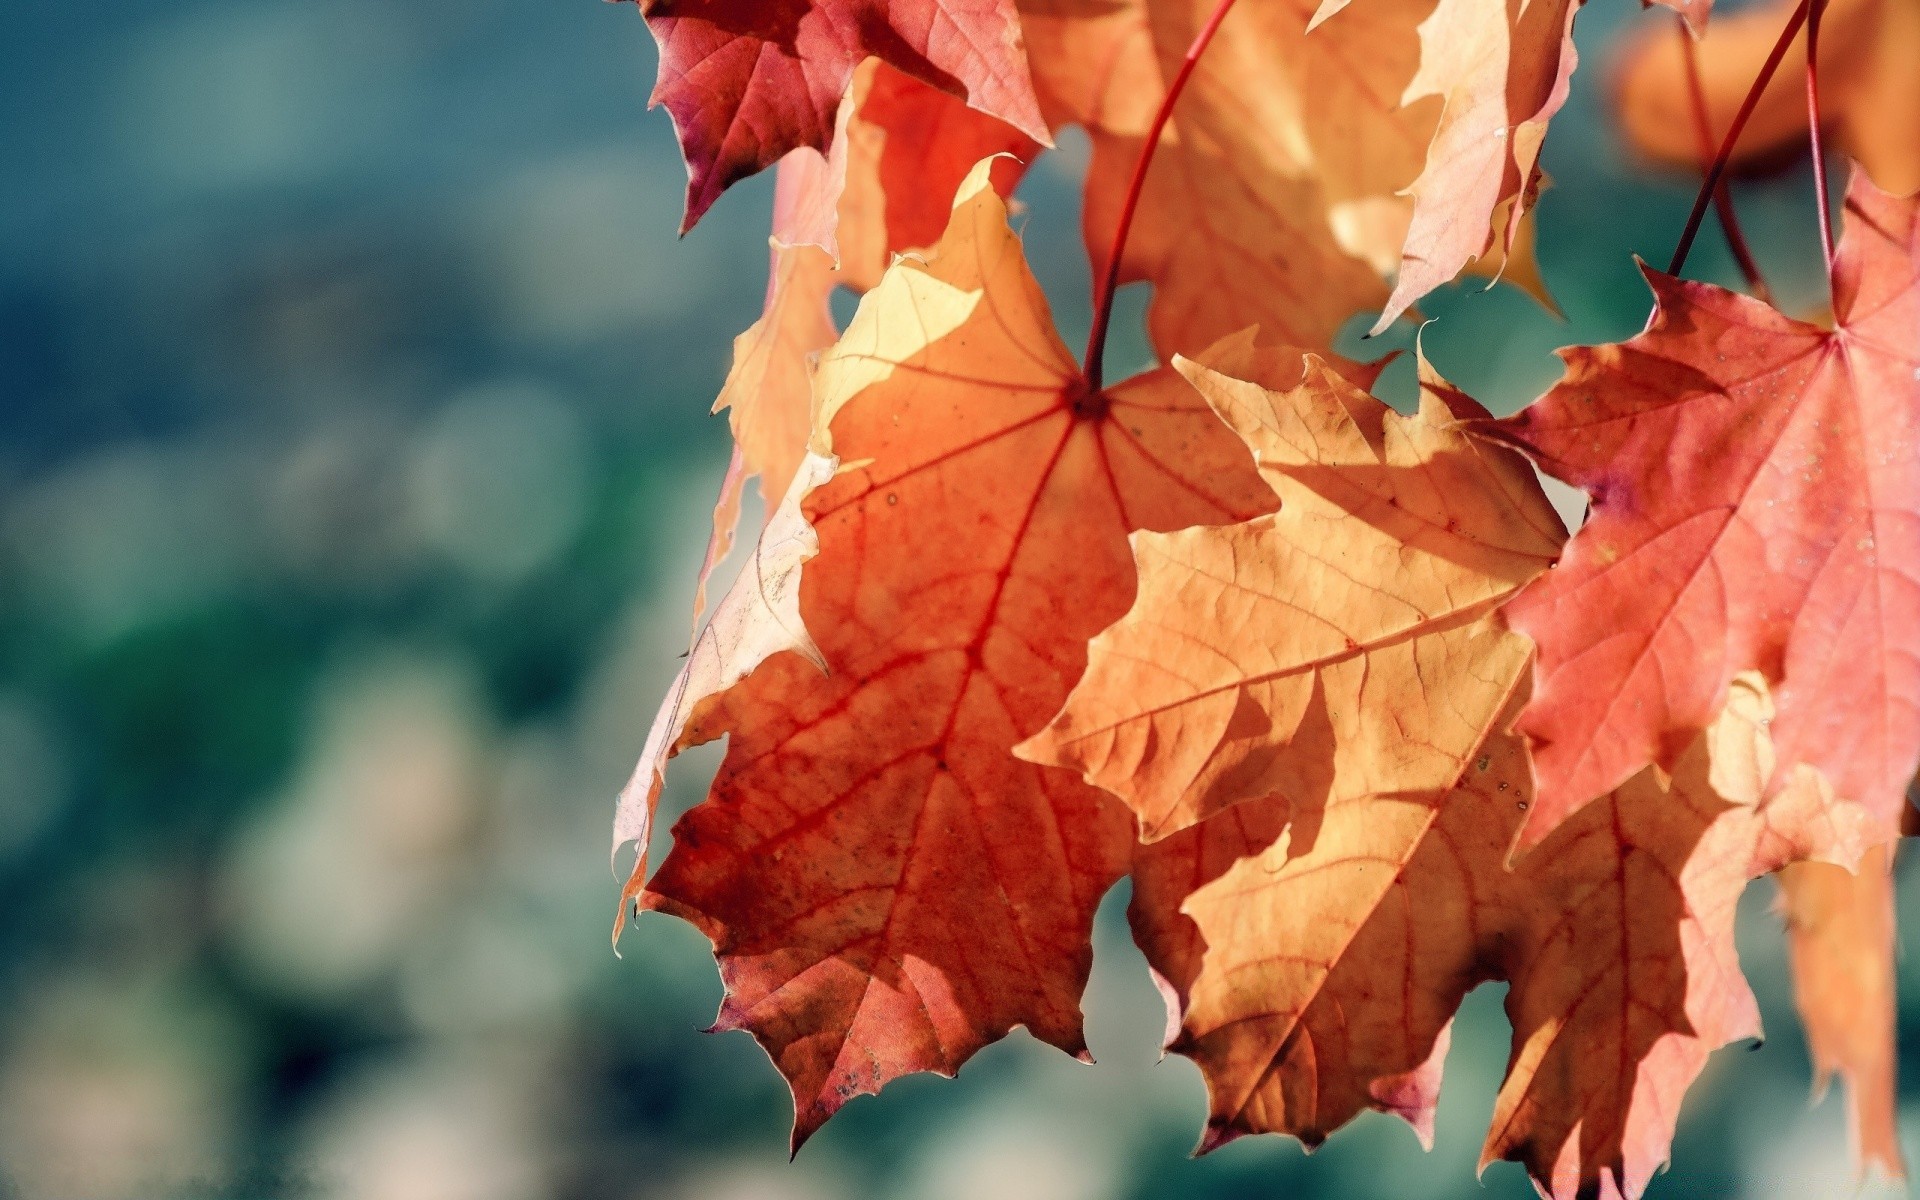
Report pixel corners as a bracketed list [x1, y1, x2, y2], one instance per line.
[1668, 0, 1811, 276]
[1677, 15, 1772, 302]
[1805, 0, 1836, 274]
[1081, 0, 1241, 391]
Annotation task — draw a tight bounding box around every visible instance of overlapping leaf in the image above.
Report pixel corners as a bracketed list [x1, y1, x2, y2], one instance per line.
[616, 449, 838, 890]
[696, 77, 1039, 617]
[1019, 0, 1419, 354]
[622, 160, 1284, 1143]
[1171, 674, 1884, 1200]
[1485, 172, 1920, 847]
[833, 62, 1044, 290]
[1019, 347, 1564, 841]
[1367, 0, 1581, 331]
[722, 70, 1040, 506]
[629, 0, 1049, 230]
[719, 195, 839, 513]
[1019, 0, 1568, 350]
[688, 160, 838, 631]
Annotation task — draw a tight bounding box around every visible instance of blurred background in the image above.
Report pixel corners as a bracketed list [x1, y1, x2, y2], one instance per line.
[0, 2, 1911, 1198]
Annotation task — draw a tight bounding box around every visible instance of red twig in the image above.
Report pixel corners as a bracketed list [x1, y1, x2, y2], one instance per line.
[1676, 16, 1772, 302]
[1805, 0, 1836, 273]
[1082, 0, 1240, 392]
[1668, 0, 1811, 276]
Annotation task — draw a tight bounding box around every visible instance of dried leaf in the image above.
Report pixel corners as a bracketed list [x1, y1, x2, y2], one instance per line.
[1175, 674, 1877, 1199]
[690, 444, 751, 637]
[627, 159, 1277, 1144]
[614, 450, 837, 901]
[1021, 0, 1429, 354]
[1019, 346, 1563, 841]
[629, 0, 1049, 231]
[1485, 172, 1920, 847]
[1371, 0, 1582, 332]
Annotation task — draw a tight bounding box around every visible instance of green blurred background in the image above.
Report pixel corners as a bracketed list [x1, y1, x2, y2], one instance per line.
[0, 2, 1911, 1198]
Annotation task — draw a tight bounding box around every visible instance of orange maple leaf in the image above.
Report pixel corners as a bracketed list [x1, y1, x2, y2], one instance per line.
[1171, 673, 1885, 1200]
[1019, 0, 1563, 353]
[1484, 171, 1920, 848]
[1020, 0, 1421, 355]
[619, 159, 1283, 1144]
[1019, 345, 1564, 841]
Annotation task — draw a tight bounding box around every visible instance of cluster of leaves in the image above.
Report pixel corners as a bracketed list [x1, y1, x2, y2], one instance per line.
[609, 0, 1918, 1195]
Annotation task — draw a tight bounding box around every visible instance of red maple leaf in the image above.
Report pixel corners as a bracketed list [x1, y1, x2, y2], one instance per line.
[630, 0, 1050, 230]
[1485, 171, 1920, 847]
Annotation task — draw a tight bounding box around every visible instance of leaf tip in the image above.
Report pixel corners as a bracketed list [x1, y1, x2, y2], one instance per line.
[1194, 1122, 1246, 1156]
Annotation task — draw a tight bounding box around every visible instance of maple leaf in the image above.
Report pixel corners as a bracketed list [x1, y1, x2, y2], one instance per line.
[607, 0, 1920, 1181]
[696, 79, 1037, 620]
[628, 0, 1050, 232]
[621, 159, 1282, 1145]
[1778, 843, 1906, 1181]
[770, 59, 1044, 280]
[1014, 0, 1566, 352]
[1483, 171, 1920, 847]
[1366, 0, 1582, 332]
[834, 61, 1044, 291]
[1018, 346, 1564, 841]
[1126, 734, 1465, 1152]
[1172, 673, 1881, 1200]
[1615, 0, 1920, 197]
[1019, 0, 1422, 355]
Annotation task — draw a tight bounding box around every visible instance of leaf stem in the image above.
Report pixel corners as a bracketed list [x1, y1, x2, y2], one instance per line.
[1676, 15, 1772, 303]
[1082, 0, 1240, 392]
[1804, 0, 1836, 273]
[1667, 0, 1810, 277]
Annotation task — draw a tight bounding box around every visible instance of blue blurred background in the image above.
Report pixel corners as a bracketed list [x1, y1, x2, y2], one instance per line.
[0, 2, 1911, 1198]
